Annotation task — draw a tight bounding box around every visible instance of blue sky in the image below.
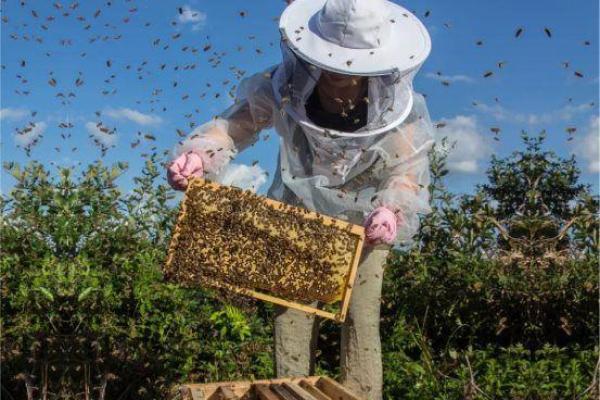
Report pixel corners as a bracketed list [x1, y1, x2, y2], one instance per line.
[1, 0, 598, 199]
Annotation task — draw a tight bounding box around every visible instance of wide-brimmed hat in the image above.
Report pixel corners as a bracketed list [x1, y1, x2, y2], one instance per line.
[279, 0, 431, 76]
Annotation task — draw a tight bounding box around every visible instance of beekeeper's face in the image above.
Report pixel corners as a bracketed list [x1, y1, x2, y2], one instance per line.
[276, 41, 416, 134]
[319, 69, 366, 90]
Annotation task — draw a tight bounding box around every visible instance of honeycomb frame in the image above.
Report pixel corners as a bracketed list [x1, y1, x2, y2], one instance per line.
[164, 177, 365, 322]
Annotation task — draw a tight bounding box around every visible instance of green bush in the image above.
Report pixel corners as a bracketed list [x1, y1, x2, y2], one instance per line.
[379, 132, 599, 399]
[1, 155, 273, 399]
[2, 133, 597, 399]
[383, 342, 597, 400]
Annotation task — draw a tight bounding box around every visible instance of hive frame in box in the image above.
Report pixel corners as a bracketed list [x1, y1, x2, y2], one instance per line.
[179, 375, 361, 400]
[164, 177, 365, 323]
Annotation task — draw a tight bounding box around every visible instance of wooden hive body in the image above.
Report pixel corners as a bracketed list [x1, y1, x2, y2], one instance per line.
[179, 376, 362, 400]
[164, 177, 365, 322]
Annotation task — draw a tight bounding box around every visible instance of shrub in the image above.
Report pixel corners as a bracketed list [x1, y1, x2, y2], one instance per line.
[2, 133, 597, 399]
[1, 155, 273, 399]
[380, 133, 599, 399]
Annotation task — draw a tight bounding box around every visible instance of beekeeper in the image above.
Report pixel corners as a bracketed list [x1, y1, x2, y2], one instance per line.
[167, 0, 433, 398]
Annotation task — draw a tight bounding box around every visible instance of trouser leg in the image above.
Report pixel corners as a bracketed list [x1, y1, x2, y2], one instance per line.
[273, 301, 319, 377]
[341, 244, 389, 400]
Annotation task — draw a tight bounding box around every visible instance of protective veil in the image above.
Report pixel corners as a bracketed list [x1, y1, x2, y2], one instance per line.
[173, 43, 434, 249]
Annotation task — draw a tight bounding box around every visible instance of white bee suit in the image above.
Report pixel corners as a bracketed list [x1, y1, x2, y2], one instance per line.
[172, 65, 433, 394]
[173, 63, 434, 247]
[172, 0, 433, 398]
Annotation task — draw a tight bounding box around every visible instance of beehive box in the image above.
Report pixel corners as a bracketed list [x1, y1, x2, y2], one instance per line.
[164, 177, 365, 322]
[179, 376, 361, 400]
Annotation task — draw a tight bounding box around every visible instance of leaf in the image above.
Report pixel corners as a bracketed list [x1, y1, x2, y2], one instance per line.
[449, 349, 458, 360]
[78, 287, 94, 302]
[37, 287, 54, 302]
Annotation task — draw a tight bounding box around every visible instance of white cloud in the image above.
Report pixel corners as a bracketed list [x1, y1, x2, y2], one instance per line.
[85, 121, 117, 147]
[14, 121, 46, 147]
[425, 72, 474, 84]
[475, 102, 595, 125]
[177, 5, 207, 30]
[56, 156, 79, 167]
[571, 116, 599, 173]
[104, 107, 162, 126]
[214, 163, 267, 192]
[433, 115, 493, 174]
[1, 107, 28, 121]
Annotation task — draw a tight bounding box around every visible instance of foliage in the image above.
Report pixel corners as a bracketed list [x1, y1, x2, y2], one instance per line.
[383, 341, 598, 400]
[379, 132, 599, 399]
[1, 154, 273, 400]
[2, 132, 598, 399]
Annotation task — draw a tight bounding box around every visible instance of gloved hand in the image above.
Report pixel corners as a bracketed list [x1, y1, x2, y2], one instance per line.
[167, 151, 204, 191]
[364, 207, 399, 245]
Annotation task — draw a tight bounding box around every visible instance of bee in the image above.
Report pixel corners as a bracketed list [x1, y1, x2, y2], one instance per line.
[515, 27, 524, 38]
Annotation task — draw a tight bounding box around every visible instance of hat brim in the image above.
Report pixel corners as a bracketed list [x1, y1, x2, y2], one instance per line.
[279, 0, 431, 76]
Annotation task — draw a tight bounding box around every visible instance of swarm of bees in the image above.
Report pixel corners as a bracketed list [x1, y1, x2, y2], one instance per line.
[165, 178, 363, 304]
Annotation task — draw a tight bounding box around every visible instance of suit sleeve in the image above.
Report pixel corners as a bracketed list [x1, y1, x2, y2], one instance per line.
[370, 93, 435, 244]
[171, 68, 276, 174]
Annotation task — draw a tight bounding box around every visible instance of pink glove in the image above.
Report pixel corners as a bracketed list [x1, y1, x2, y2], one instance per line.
[167, 151, 204, 191]
[364, 207, 399, 245]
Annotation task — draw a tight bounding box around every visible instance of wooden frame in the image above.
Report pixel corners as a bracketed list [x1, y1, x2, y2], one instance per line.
[165, 177, 365, 322]
[179, 376, 362, 400]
